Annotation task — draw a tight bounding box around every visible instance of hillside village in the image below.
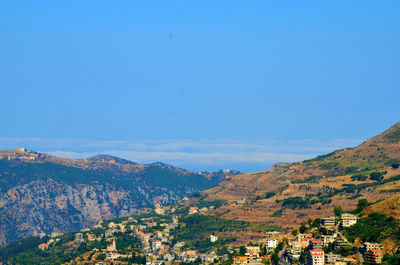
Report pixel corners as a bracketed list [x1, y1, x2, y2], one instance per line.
[2, 123, 400, 265]
[2, 196, 399, 265]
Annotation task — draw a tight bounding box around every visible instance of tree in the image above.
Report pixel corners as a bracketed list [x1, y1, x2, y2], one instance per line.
[319, 227, 328, 235]
[299, 223, 308, 234]
[96, 253, 106, 261]
[239, 246, 246, 256]
[357, 199, 369, 212]
[311, 218, 321, 228]
[299, 249, 307, 263]
[291, 229, 298, 237]
[383, 254, 400, 265]
[271, 253, 279, 265]
[334, 206, 343, 217]
[370, 172, 384, 182]
[263, 259, 271, 265]
[276, 242, 284, 252]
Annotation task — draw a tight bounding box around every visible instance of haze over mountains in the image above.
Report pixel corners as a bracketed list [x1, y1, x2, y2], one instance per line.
[0, 150, 238, 246]
[1, 121, 400, 248]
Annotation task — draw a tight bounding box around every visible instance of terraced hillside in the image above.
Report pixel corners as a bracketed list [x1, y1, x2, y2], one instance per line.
[202, 121, 400, 227]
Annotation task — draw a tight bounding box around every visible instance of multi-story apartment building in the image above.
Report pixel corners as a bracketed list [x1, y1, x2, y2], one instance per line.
[360, 242, 384, 254]
[310, 239, 323, 249]
[307, 249, 325, 265]
[340, 213, 357, 227]
[266, 231, 281, 239]
[321, 235, 336, 246]
[366, 249, 383, 264]
[266, 238, 278, 249]
[321, 217, 336, 228]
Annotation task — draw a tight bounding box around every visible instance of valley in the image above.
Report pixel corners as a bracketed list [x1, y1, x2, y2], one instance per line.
[1, 122, 400, 264]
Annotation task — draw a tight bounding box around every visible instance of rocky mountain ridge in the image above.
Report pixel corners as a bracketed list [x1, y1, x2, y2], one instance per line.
[0, 150, 237, 246]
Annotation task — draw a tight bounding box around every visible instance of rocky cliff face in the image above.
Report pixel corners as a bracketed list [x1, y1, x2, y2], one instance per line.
[0, 153, 234, 246]
[0, 178, 143, 245]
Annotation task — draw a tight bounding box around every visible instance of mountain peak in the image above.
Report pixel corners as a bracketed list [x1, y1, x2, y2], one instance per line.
[86, 154, 137, 165]
[149, 162, 177, 170]
[376, 121, 400, 144]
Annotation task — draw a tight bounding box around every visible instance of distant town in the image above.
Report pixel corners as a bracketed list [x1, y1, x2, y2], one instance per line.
[30, 202, 385, 265]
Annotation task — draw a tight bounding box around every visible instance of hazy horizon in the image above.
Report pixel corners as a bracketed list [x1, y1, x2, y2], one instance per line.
[0, 136, 364, 172]
[1, 1, 399, 172]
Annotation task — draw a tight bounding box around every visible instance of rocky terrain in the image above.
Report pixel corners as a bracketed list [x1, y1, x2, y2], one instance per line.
[0, 151, 237, 246]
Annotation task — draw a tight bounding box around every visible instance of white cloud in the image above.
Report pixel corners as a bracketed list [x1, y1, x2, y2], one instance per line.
[0, 137, 362, 172]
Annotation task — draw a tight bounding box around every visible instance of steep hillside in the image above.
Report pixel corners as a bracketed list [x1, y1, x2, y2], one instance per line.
[0, 150, 236, 246]
[365, 194, 400, 219]
[202, 121, 400, 227]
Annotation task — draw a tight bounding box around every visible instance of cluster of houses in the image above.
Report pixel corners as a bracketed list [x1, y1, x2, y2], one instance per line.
[35, 201, 387, 265]
[188, 205, 215, 215]
[0, 148, 41, 161]
[232, 231, 281, 264]
[38, 209, 228, 264]
[37, 232, 63, 251]
[320, 213, 357, 229]
[287, 214, 355, 265]
[304, 241, 383, 265]
[37, 217, 137, 261]
[133, 215, 227, 264]
[288, 233, 351, 265]
[285, 213, 384, 265]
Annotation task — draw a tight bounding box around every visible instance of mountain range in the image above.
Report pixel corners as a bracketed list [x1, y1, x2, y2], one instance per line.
[1, 121, 400, 248]
[0, 150, 238, 246]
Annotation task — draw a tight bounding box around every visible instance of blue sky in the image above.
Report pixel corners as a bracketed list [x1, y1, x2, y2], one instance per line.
[1, 1, 399, 171]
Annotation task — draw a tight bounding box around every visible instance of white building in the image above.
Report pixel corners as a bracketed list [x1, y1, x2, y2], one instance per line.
[74, 233, 84, 243]
[341, 213, 357, 227]
[210, 235, 219, 243]
[155, 207, 166, 215]
[307, 249, 324, 265]
[153, 239, 162, 250]
[266, 238, 278, 249]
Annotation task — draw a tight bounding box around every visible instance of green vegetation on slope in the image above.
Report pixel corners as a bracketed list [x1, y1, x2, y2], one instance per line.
[341, 212, 400, 243]
[0, 159, 215, 193]
[170, 214, 246, 252]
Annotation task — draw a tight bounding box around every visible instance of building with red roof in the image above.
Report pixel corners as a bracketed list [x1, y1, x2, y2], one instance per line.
[366, 249, 382, 264]
[310, 239, 323, 249]
[307, 249, 324, 265]
[38, 243, 49, 250]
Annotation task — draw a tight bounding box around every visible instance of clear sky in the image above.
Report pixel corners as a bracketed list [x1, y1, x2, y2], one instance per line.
[1, 1, 399, 171]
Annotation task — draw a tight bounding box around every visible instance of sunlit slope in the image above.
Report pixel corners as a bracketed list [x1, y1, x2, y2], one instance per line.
[202, 121, 400, 226]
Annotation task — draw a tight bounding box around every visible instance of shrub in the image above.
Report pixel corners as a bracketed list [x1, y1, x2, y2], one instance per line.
[278, 197, 310, 209]
[351, 174, 368, 181]
[370, 172, 384, 181]
[334, 206, 343, 217]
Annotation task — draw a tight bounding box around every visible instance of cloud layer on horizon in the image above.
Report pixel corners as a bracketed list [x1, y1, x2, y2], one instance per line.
[0, 137, 363, 172]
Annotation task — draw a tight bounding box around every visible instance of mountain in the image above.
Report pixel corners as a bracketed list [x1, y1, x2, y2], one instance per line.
[87, 154, 137, 165]
[200, 121, 400, 227]
[0, 150, 237, 246]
